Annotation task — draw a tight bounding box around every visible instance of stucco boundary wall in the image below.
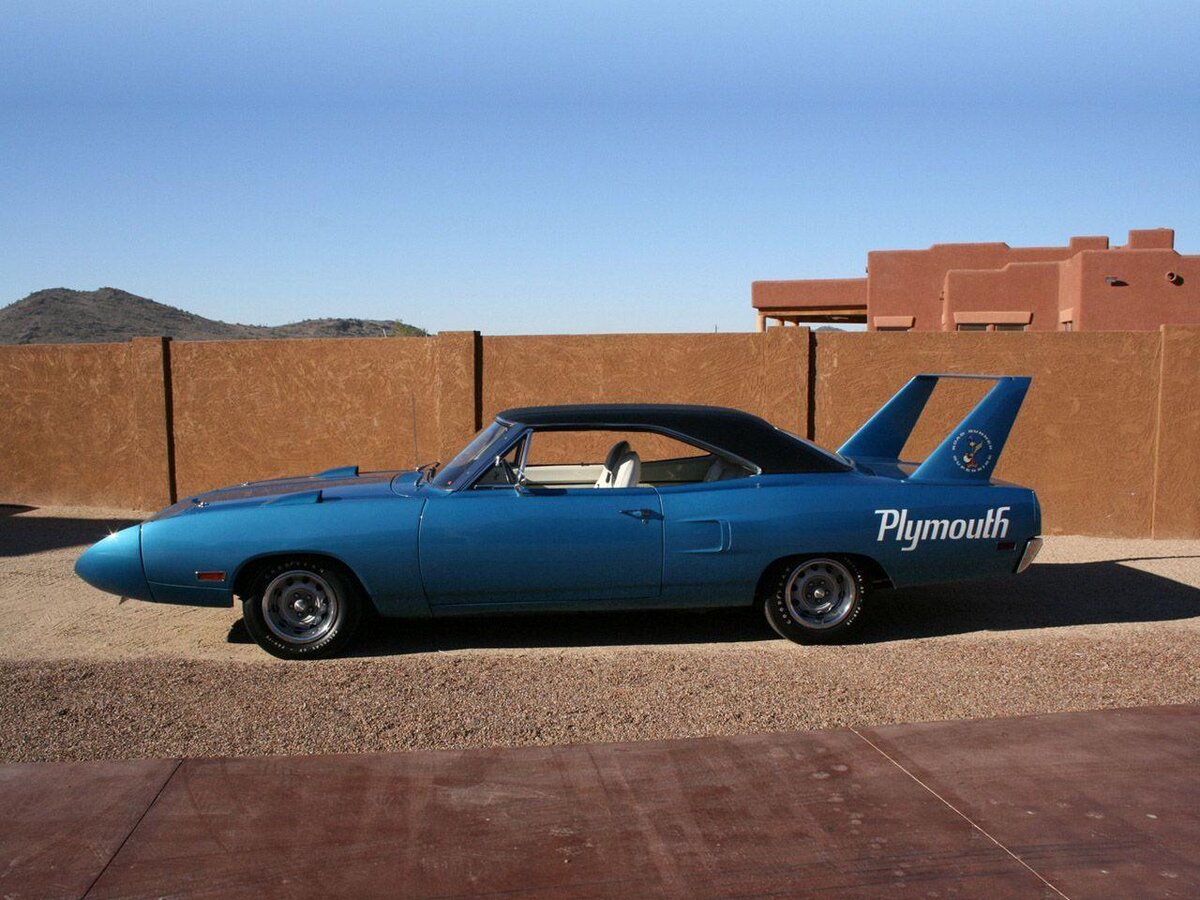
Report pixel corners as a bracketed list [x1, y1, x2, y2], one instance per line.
[0, 337, 172, 509]
[0, 326, 1195, 537]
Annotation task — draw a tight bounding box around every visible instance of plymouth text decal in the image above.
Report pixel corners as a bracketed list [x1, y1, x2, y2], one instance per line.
[875, 506, 1010, 552]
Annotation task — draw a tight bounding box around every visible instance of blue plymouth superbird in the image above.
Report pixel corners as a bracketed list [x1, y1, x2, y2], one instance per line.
[76, 374, 1042, 658]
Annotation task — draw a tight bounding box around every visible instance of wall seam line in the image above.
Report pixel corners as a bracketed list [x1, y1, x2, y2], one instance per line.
[473, 330, 484, 431]
[161, 336, 178, 504]
[1148, 327, 1167, 538]
[805, 328, 817, 441]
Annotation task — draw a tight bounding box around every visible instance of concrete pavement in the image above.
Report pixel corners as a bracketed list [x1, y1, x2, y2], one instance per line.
[1, 704, 1196, 898]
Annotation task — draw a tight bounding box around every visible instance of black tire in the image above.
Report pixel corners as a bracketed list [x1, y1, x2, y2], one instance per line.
[762, 556, 867, 645]
[241, 558, 363, 660]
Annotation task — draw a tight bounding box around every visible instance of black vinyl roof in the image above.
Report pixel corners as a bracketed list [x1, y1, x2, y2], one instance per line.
[495, 404, 849, 474]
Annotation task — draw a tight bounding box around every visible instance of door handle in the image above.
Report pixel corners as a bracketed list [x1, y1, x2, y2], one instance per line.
[620, 508, 661, 522]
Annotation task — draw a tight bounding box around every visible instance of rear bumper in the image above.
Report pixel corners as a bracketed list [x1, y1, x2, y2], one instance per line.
[1015, 536, 1043, 574]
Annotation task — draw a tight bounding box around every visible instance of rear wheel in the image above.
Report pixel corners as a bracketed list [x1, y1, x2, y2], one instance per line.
[762, 556, 866, 645]
[242, 558, 363, 660]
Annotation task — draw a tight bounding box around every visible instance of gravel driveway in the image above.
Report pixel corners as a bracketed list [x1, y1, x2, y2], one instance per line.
[2, 504, 1197, 762]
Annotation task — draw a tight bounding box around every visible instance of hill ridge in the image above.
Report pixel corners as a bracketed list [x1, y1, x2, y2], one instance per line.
[0, 287, 427, 343]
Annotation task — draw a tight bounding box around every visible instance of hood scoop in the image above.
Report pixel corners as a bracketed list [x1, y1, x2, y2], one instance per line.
[315, 465, 359, 479]
[263, 488, 324, 506]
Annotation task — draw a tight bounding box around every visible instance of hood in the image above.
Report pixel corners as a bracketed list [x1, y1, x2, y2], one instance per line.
[150, 465, 416, 520]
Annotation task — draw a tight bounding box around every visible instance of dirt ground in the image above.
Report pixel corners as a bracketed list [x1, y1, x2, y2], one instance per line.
[1, 504, 1197, 762]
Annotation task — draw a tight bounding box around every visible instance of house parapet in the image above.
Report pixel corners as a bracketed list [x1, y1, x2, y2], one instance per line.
[756, 228, 1196, 332]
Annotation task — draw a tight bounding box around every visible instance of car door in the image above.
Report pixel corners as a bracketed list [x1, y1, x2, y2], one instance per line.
[418, 484, 664, 609]
[653, 461, 785, 608]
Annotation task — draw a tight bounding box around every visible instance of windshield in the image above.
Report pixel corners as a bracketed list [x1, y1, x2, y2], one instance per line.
[430, 421, 513, 489]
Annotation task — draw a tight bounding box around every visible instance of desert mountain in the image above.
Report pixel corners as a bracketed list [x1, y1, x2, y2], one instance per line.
[0, 288, 427, 344]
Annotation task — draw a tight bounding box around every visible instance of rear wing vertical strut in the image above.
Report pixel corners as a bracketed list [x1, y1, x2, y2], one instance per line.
[837, 374, 1032, 483]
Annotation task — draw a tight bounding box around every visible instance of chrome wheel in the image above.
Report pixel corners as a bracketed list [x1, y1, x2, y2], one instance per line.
[261, 570, 340, 645]
[782, 558, 857, 630]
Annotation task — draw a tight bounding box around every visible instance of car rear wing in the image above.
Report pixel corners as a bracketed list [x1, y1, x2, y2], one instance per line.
[837, 374, 1032, 483]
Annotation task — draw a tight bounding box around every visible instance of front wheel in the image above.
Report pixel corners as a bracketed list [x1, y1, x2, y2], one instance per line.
[242, 559, 363, 659]
[762, 556, 866, 645]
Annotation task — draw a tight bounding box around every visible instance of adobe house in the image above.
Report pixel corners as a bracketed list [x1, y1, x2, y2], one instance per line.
[754, 228, 1200, 332]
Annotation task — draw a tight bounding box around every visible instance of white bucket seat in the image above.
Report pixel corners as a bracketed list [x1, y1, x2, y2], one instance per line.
[596, 440, 641, 488]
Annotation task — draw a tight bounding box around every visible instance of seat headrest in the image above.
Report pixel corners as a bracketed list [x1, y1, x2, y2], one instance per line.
[603, 440, 631, 473]
[612, 448, 641, 489]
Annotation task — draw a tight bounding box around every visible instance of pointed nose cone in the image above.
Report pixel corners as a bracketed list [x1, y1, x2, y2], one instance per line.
[75, 525, 152, 600]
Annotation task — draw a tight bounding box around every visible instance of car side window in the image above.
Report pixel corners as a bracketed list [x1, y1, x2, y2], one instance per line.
[513, 429, 751, 489]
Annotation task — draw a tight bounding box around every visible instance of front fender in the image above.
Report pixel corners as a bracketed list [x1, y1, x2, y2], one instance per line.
[140, 497, 429, 616]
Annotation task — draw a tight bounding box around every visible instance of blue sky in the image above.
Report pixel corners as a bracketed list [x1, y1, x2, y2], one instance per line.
[2, 2, 1197, 334]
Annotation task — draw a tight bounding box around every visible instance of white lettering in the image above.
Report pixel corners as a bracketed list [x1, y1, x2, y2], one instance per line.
[874, 507, 1013, 552]
[921, 519, 950, 541]
[875, 508, 900, 541]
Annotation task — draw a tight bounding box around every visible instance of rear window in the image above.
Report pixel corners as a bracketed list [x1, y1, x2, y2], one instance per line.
[778, 429, 852, 471]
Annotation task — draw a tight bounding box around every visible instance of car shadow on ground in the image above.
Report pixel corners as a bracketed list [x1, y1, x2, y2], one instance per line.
[263, 557, 1199, 657]
[857, 557, 1200, 643]
[0, 507, 141, 558]
[351, 606, 775, 655]
[226, 606, 773, 652]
